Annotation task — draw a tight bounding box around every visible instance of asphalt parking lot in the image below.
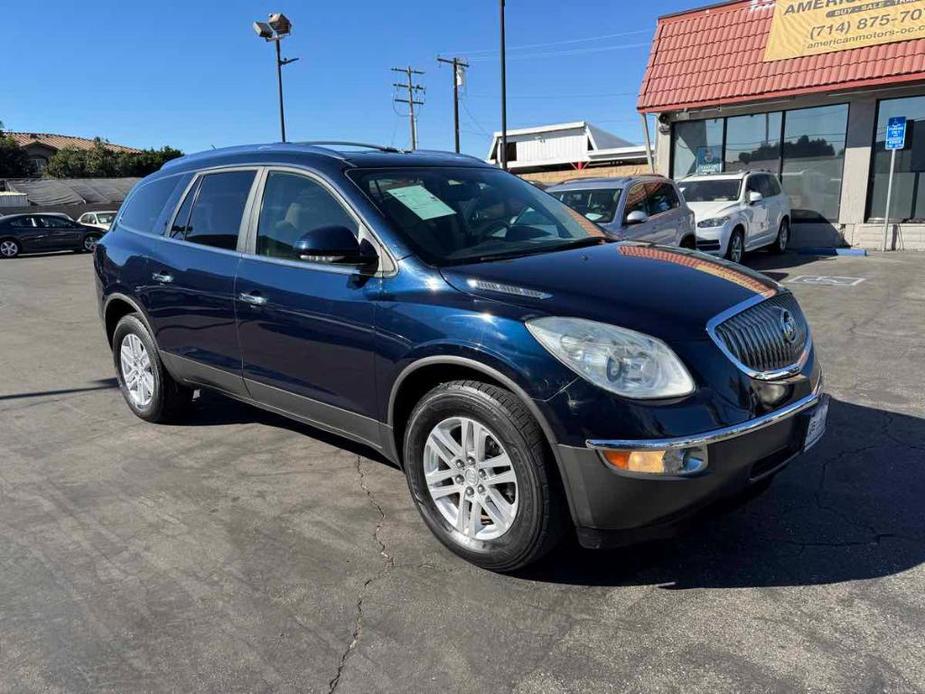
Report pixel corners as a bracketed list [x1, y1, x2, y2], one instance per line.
[1, 249, 923, 693]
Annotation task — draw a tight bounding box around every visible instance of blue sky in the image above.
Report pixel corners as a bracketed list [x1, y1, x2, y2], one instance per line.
[2, 0, 708, 157]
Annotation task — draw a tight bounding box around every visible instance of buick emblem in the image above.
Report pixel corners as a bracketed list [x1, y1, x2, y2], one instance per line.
[779, 309, 798, 344]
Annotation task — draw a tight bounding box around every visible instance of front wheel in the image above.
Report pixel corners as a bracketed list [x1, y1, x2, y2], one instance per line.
[112, 313, 193, 422]
[82, 234, 101, 253]
[770, 218, 790, 254]
[403, 380, 566, 572]
[726, 228, 745, 264]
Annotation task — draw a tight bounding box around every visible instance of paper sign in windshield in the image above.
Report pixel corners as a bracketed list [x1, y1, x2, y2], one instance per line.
[386, 185, 456, 220]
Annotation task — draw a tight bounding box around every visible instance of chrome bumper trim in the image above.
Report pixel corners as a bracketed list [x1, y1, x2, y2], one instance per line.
[586, 382, 824, 451]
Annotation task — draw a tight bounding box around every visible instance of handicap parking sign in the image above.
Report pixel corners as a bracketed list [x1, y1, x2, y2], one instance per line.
[886, 117, 906, 150]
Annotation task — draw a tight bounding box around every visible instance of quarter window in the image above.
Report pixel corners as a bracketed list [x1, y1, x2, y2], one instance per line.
[182, 171, 256, 251]
[255, 172, 358, 261]
[120, 176, 184, 235]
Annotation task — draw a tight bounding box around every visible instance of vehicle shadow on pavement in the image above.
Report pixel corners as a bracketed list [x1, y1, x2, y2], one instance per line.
[177, 389, 399, 469]
[744, 251, 835, 283]
[519, 398, 925, 589]
[0, 377, 118, 402]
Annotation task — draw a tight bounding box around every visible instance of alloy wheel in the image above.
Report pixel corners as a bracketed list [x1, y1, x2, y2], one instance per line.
[778, 223, 789, 251]
[84, 236, 99, 252]
[730, 234, 744, 263]
[423, 416, 519, 541]
[0, 240, 18, 257]
[119, 333, 154, 408]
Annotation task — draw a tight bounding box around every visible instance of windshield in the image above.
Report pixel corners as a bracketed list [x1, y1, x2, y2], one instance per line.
[679, 179, 742, 203]
[97, 213, 115, 224]
[349, 167, 607, 265]
[549, 188, 621, 223]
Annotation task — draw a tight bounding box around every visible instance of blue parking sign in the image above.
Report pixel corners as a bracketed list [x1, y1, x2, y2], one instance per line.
[886, 117, 907, 150]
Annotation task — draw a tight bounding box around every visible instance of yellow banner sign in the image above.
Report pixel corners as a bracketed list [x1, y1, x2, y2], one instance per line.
[765, 0, 925, 61]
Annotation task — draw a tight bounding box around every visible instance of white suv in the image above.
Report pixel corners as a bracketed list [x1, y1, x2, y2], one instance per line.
[678, 172, 791, 264]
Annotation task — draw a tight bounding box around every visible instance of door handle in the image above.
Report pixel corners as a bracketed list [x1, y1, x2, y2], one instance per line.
[239, 292, 267, 306]
[152, 271, 174, 284]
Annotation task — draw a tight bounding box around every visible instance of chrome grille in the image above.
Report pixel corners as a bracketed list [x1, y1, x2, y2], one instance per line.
[710, 293, 810, 377]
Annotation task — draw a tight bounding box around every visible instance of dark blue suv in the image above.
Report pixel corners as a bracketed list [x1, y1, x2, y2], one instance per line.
[95, 143, 827, 571]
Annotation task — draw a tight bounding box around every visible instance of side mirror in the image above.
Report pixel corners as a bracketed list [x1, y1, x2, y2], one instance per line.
[294, 225, 376, 267]
[625, 210, 649, 226]
[748, 191, 763, 204]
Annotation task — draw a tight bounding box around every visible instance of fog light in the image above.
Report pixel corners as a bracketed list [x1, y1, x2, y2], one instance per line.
[601, 447, 705, 475]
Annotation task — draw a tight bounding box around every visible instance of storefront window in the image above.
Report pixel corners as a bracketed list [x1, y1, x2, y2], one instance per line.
[725, 112, 782, 173]
[672, 119, 723, 178]
[867, 96, 925, 222]
[670, 104, 849, 223]
[780, 104, 848, 223]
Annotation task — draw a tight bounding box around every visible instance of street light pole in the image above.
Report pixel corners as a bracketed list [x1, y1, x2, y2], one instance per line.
[499, 0, 508, 170]
[275, 39, 287, 143]
[254, 13, 298, 143]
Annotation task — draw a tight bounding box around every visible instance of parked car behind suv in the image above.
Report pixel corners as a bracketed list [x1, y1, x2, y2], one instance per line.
[546, 175, 696, 247]
[78, 211, 117, 230]
[0, 213, 103, 258]
[95, 143, 826, 571]
[678, 171, 791, 263]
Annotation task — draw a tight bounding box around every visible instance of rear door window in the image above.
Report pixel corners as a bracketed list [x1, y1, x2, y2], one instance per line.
[8, 216, 35, 228]
[182, 170, 256, 251]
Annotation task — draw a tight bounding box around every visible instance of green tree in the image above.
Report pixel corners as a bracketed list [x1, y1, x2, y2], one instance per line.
[45, 141, 183, 178]
[0, 121, 35, 178]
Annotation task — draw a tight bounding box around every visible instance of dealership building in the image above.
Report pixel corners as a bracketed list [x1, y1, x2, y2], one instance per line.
[638, 0, 925, 250]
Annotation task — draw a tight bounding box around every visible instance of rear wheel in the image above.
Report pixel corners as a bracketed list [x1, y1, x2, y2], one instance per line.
[112, 314, 193, 422]
[403, 380, 566, 572]
[726, 228, 745, 264]
[770, 218, 790, 254]
[0, 238, 20, 258]
[82, 234, 101, 253]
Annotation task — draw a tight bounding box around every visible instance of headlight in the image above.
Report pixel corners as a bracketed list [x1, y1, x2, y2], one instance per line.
[526, 317, 695, 399]
[697, 216, 730, 228]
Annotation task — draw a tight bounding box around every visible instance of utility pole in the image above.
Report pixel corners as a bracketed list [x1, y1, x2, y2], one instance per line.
[499, 0, 508, 170]
[392, 66, 426, 150]
[437, 56, 468, 153]
[253, 13, 298, 143]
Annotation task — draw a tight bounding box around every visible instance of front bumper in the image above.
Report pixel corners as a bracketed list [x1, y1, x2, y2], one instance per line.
[555, 385, 827, 548]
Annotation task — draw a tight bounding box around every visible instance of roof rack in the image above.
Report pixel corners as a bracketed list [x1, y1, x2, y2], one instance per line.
[298, 141, 404, 153]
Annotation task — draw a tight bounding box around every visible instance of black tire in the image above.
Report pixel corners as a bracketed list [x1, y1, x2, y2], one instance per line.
[403, 380, 567, 572]
[726, 227, 745, 264]
[112, 313, 193, 423]
[82, 233, 101, 253]
[0, 238, 20, 259]
[770, 218, 790, 254]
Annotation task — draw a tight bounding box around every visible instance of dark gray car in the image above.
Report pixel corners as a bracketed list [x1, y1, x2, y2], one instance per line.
[0, 213, 103, 258]
[546, 175, 696, 247]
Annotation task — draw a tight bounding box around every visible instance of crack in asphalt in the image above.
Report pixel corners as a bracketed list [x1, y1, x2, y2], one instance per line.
[328, 455, 394, 694]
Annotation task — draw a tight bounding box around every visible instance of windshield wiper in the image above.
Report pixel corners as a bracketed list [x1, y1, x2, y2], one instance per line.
[462, 236, 608, 264]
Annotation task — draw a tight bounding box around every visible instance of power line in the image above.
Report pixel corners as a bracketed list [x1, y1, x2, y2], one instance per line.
[447, 28, 653, 56]
[468, 41, 651, 62]
[391, 66, 425, 150]
[465, 90, 638, 100]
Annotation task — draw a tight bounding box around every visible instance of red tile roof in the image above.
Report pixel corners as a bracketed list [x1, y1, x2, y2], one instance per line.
[6, 132, 141, 154]
[638, 0, 925, 113]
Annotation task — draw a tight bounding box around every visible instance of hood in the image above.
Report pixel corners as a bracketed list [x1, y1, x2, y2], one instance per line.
[685, 200, 740, 220]
[440, 242, 779, 340]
